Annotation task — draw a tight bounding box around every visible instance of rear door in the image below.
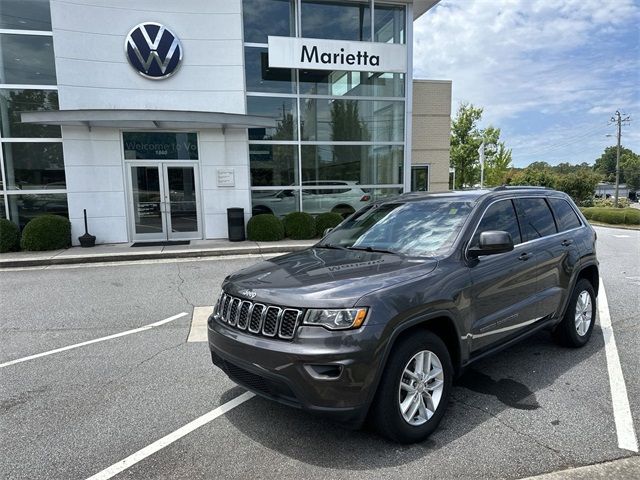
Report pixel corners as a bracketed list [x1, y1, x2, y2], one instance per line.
[467, 199, 543, 353]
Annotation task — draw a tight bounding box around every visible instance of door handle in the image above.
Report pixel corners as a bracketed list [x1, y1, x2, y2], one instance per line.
[561, 239, 573, 246]
[518, 252, 531, 261]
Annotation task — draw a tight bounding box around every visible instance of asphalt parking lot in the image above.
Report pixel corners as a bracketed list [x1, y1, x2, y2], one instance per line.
[1, 226, 638, 479]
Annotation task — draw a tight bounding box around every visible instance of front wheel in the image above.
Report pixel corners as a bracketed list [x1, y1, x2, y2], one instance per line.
[553, 278, 596, 348]
[370, 331, 453, 443]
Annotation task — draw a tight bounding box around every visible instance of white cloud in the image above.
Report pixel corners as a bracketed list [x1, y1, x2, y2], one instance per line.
[413, 0, 640, 166]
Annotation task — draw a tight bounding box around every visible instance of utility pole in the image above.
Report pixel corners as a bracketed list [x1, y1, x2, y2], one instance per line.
[610, 110, 631, 207]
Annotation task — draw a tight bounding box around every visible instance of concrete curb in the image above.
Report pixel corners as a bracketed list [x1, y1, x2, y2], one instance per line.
[0, 243, 311, 268]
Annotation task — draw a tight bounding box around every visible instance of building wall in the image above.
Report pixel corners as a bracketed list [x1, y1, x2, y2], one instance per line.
[411, 79, 451, 191]
[50, 0, 246, 113]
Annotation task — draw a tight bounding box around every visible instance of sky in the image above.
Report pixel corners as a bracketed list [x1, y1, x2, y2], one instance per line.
[413, 0, 640, 167]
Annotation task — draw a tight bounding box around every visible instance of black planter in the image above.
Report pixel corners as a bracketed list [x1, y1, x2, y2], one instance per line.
[78, 209, 96, 247]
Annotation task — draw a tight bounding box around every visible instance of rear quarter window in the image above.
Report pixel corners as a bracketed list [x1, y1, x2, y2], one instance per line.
[513, 198, 557, 242]
[548, 198, 582, 231]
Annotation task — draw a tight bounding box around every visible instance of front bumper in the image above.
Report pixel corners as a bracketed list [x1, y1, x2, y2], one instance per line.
[207, 316, 385, 426]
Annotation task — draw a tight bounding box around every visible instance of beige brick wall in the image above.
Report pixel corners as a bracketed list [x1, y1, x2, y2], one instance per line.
[411, 80, 451, 192]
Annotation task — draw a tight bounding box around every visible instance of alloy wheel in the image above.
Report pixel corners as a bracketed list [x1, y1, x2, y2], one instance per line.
[574, 290, 592, 336]
[398, 350, 444, 426]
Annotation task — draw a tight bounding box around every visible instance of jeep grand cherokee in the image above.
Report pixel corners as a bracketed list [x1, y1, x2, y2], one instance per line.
[208, 187, 598, 443]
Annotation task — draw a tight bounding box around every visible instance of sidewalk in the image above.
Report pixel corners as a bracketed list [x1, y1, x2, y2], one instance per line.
[0, 238, 317, 268]
[522, 456, 640, 479]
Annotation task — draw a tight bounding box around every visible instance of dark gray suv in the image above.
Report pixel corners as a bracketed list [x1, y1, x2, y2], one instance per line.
[208, 187, 598, 443]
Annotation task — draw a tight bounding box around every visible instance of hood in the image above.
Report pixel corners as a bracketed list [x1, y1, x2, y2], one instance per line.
[223, 247, 437, 308]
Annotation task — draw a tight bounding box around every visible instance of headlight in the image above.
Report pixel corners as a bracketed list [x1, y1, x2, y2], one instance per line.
[303, 308, 368, 330]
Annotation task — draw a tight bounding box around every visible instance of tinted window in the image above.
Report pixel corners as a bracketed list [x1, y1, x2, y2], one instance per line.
[122, 132, 198, 160]
[247, 96, 297, 140]
[301, 0, 371, 41]
[0, 0, 52, 31]
[0, 89, 60, 138]
[0, 34, 56, 84]
[2, 142, 64, 189]
[242, 0, 295, 44]
[472, 200, 521, 246]
[548, 198, 581, 231]
[244, 47, 294, 93]
[513, 198, 557, 242]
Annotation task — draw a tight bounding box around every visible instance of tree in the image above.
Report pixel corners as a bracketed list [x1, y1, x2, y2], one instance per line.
[623, 155, 640, 191]
[594, 146, 637, 183]
[554, 171, 601, 204]
[484, 142, 512, 186]
[450, 103, 483, 188]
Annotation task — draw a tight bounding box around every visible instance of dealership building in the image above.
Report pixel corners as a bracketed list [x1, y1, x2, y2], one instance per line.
[0, 0, 450, 244]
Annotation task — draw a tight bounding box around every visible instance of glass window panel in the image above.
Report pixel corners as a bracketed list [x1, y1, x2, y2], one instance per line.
[472, 199, 522, 246]
[242, 0, 295, 44]
[245, 47, 294, 93]
[247, 96, 297, 140]
[7, 193, 67, 229]
[251, 188, 299, 217]
[2, 142, 65, 189]
[0, 0, 52, 31]
[513, 198, 558, 242]
[375, 4, 405, 44]
[301, 0, 371, 41]
[548, 198, 582, 231]
[0, 195, 5, 218]
[301, 186, 403, 216]
[299, 70, 404, 97]
[122, 132, 198, 160]
[0, 89, 60, 138]
[0, 34, 56, 84]
[249, 144, 298, 186]
[300, 98, 404, 142]
[301, 144, 403, 185]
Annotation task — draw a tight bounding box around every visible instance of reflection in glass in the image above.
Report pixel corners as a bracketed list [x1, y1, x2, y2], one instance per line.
[245, 47, 294, 94]
[301, 145, 403, 185]
[7, 193, 67, 229]
[0, 0, 52, 30]
[0, 34, 56, 84]
[131, 166, 163, 234]
[300, 98, 404, 142]
[242, 0, 295, 44]
[2, 142, 65, 189]
[301, 0, 370, 41]
[251, 188, 300, 217]
[299, 70, 404, 97]
[123, 132, 198, 160]
[301, 182, 371, 216]
[375, 4, 405, 44]
[411, 166, 429, 191]
[166, 167, 198, 233]
[250, 144, 298, 186]
[0, 89, 60, 138]
[0, 195, 5, 218]
[247, 96, 297, 140]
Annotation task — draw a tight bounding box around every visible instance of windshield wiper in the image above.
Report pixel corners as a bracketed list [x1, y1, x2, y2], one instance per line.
[346, 246, 403, 256]
[316, 243, 349, 250]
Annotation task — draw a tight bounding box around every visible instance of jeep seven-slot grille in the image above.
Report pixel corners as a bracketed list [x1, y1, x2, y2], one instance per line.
[214, 293, 303, 340]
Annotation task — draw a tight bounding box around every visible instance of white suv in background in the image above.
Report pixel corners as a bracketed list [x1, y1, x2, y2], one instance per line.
[251, 180, 372, 218]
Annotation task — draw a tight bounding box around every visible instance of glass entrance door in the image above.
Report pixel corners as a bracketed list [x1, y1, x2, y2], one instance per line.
[128, 163, 201, 241]
[411, 165, 430, 192]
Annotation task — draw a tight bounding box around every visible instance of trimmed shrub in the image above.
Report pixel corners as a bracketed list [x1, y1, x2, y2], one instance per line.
[283, 212, 316, 240]
[20, 215, 71, 251]
[315, 212, 343, 237]
[0, 218, 20, 253]
[246, 214, 284, 241]
[581, 207, 640, 226]
[593, 197, 631, 208]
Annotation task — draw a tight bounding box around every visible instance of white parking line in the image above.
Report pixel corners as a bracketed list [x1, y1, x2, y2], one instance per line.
[0, 312, 189, 369]
[85, 391, 255, 480]
[599, 279, 639, 452]
[187, 306, 213, 342]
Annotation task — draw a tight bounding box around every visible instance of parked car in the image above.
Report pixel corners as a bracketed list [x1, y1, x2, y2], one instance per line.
[208, 187, 598, 443]
[251, 180, 371, 217]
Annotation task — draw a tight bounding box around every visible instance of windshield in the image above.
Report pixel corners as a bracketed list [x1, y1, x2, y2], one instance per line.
[318, 200, 473, 257]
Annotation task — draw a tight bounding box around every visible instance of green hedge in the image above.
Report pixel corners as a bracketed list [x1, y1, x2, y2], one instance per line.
[0, 219, 20, 253]
[315, 212, 343, 237]
[581, 207, 640, 225]
[283, 212, 316, 240]
[20, 215, 71, 251]
[246, 214, 284, 241]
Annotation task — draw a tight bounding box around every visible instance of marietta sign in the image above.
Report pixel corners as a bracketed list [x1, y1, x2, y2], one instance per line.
[267, 36, 407, 73]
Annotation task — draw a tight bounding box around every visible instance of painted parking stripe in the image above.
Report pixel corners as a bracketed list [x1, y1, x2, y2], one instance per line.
[599, 280, 639, 452]
[187, 306, 213, 342]
[85, 391, 255, 480]
[0, 312, 188, 369]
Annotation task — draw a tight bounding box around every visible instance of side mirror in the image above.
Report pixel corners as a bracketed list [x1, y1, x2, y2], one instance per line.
[468, 230, 514, 257]
[323, 228, 333, 237]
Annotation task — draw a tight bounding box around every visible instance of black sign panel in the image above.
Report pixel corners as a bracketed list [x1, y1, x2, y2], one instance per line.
[123, 132, 198, 160]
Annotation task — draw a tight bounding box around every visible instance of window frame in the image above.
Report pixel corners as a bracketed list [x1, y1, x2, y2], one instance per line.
[547, 197, 583, 232]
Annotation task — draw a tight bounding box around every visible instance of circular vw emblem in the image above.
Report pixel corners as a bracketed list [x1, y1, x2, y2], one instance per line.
[125, 22, 183, 80]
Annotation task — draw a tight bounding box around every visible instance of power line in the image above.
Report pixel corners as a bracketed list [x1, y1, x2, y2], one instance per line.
[611, 110, 631, 207]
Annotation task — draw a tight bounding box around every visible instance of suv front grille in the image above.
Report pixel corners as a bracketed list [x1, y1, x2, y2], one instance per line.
[214, 293, 303, 340]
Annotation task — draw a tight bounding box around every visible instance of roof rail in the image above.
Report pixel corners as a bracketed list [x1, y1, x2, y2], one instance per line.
[493, 185, 552, 191]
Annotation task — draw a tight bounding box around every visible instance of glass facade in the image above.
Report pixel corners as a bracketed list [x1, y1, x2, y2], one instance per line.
[243, 0, 407, 217]
[0, 0, 65, 224]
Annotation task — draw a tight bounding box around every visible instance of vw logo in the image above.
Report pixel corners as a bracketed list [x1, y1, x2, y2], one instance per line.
[125, 22, 182, 80]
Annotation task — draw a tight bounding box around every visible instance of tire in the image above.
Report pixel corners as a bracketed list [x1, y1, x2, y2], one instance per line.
[371, 331, 453, 443]
[251, 206, 273, 216]
[553, 278, 596, 348]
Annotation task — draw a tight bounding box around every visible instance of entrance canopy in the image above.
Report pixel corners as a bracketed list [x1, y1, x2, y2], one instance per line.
[21, 109, 276, 130]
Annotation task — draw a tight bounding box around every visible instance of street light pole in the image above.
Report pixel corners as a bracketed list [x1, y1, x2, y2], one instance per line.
[610, 110, 631, 207]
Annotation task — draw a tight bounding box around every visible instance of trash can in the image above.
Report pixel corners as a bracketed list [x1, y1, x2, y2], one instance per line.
[227, 208, 245, 242]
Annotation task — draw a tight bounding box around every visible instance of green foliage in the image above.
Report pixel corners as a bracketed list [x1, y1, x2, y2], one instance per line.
[20, 215, 71, 251]
[246, 214, 284, 241]
[594, 197, 631, 208]
[554, 171, 601, 204]
[581, 208, 640, 225]
[594, 146, 639, 184]
[0, 219, 20, 253]
[283, 212, 316, 240]
[505, 166, 557, 188]
[504, 165, 600, 204]
[484, 143, 513, 187]
[623, 155, 640, 191]
[315, 212, 343, 237]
